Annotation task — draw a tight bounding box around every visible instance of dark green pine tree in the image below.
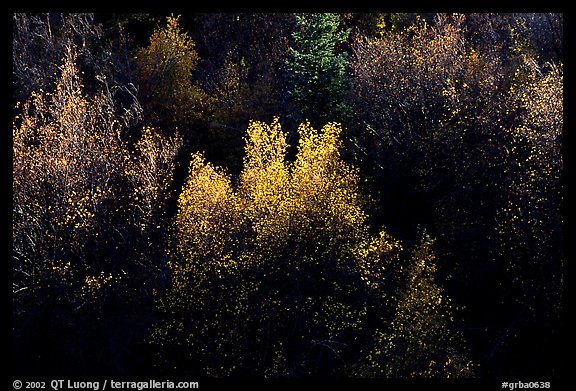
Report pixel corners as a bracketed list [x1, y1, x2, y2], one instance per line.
[286, 13, 352, 127]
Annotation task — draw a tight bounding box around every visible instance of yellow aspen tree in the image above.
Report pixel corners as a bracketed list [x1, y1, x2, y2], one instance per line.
[157, 118, 404, 376]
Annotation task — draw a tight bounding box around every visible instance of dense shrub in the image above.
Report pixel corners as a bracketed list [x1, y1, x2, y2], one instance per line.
[349, 13, 563, 376]
[152, 119, 471, 377]
[134, 16, 211, 140]
[13, 46, 182, 375]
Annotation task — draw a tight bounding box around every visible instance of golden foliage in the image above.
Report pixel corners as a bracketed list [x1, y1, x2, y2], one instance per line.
[368, 233, 475, 378]
[13, 45, 182, 294]
[291, 121, 366, 244]
[156, 118, 403, 376]
[239, 118, 291, 249]
[13, 47, 123, 251]
[495, 61, 563, 311]
[125, 126, 182, 232]
[175, 153, 242, 265]
[135, 16, 211, 129]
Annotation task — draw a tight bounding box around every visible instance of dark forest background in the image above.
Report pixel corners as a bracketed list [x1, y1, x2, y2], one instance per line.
[11, 12, 564, 382]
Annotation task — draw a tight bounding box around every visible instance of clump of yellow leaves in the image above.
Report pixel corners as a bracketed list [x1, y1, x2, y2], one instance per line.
[156, 117, 473, 378]
[81, 269, 127, 302]
[368, 232, 475, 378]
[157, 118, 404, 376]
[13, 43, 182, 300]
[135, 15, 211, 128]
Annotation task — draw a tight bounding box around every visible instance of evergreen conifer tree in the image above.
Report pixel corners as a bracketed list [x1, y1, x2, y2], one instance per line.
[286, 13, 351, 127]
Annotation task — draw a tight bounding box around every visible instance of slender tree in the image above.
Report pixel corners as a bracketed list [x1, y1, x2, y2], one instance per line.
[286, 13, 351, 127]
